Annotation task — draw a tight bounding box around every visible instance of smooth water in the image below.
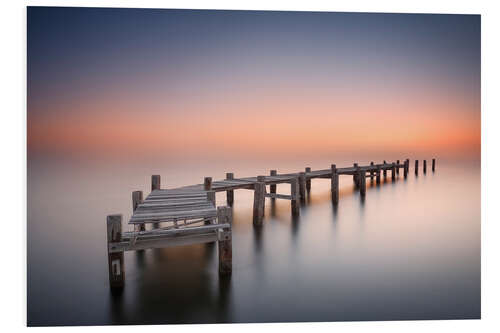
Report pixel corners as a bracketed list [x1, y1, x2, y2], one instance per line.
[27, 156, 480, 325]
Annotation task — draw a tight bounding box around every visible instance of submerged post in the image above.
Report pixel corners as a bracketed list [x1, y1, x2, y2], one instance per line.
[396, 160, 400, 175]
[291, 177, 300, 217]
[226, 173, 234, 206]
[299, 172, 306, 203]
[403, 160, 408, 179]
[107, 214, 124, 289]
[132, 191, 145, 231]
[432, 158, 436, 172]
[359, 169, 366, 197]
[415, 160, 419, 176]
[383, 160, 387, 180]
[391, 162, 396, 181]
[331, 164, 339, 204]
[253, 176, 266, 226]
[376, 165, 381, 185]
[270, 170, 277, 202]
[423, 160, 427, 174]
[217, 206, 232, 275]
[152, 175, 161, 191]
[305, 167, 311, 193]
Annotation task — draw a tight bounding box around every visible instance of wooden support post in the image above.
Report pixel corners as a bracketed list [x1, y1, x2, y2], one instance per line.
[253, 176, 266, 226]
[299, 172, 306, 203]
[132, 191, 145, 231]
[370, 162, 374, 181]
[269, 170, 277, 202]
[107, 214, 124, 289]
[291, 177, 300, 217]
[415, 160, 419, 175]
[331, 164, 339, 204]
[396, 160, 400, 175]
[359, 169, 366, 197]
[151, 176, 161, 229]
[423, 160, 427, 174]
[391, 162, 396, 181]
[305, 167, 311, 193]
[217, 206, 232, 275]
[376, 165, 381, 185]
[226, 173, 234, 206]
[432, 158, 436, 172]
[151, 175, 161, 191]
[403, 160, 408, 179]
[353, 163, 359, 188]
[205, 191, 217, 225]
[204, 177, 212, 191]
[383, 160, 387, 179]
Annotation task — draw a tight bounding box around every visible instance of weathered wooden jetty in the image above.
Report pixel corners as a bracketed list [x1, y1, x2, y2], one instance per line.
[107, 158, 435, 288]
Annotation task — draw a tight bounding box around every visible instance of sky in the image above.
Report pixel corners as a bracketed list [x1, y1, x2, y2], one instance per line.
[27, 7, 480, 161]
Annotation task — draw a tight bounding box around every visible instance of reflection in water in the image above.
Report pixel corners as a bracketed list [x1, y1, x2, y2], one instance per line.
[27, 158, 480, 325]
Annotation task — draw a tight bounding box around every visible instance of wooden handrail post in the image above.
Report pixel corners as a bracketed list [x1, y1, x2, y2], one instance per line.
[151, 175, 161, 191]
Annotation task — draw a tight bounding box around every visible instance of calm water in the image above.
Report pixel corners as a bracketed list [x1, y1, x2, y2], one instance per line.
[27, 156, 480, 325]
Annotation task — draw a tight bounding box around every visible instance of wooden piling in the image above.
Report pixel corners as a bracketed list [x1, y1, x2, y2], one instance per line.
[432, 158, 436, 172]
[204, 177, 212, 191]
[353, 163, 359, 187]
[423, 160, 427, 174]
[217, 206, 232, 275]
[403, 160, 408, 179]
[359, 169, 366, 197]
[205, 191, 217, 225]
[331, 164, 339, 204]
[376, 165, 381, 185]
[132, 191, 145, 231]
[391, 162, 396, 181]
[383, 160, 387, 179]
[370, 162, 374, 181]
[396, 160, 400, 175]
[270, 170, 277, 202]
[253, 176, 266, 226]
[305, 167, 311, 192]
[151, 176, 161, 229]
[107, 214, 124, 289]
[299, 172, 306, 203]
[151, 175, 161, 191]
[226, 173, 234, 206]
[291, 177, 300, 217]
[415, 160, 419, 175]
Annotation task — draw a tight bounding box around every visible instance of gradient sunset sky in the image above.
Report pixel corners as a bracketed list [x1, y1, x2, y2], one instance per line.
[27, 8, 480, 160]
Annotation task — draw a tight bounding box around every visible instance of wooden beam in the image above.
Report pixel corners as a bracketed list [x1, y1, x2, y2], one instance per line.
[107, 214, 124, 288]
[265, 193, 293, 200]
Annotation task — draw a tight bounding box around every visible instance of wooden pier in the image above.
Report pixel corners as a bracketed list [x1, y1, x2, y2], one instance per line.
[106, 158, 435, 288]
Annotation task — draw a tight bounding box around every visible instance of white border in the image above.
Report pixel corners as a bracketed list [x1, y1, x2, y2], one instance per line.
[2, 1, 499, 332]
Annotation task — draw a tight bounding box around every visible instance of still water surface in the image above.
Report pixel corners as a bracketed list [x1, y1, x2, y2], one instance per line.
[27, 157, 480, 325]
